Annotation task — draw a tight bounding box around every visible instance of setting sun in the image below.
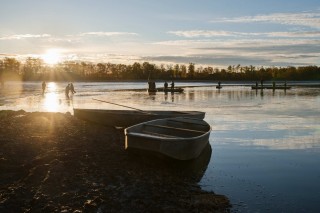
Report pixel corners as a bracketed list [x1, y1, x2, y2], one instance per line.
[42, 49, 61, 65]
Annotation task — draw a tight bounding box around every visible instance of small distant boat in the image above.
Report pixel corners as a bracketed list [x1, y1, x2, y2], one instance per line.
[124, 117, 211, 160]
[74, 108, 205, 128]
[147, 80, 184, 93]
[150, 88, 184, 93]
[162, 88, 184, 93]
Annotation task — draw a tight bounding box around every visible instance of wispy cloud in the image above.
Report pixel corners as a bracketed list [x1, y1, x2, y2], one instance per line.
[154, 38, 320, 47]
[1, 30, 319, 68]
[267, 31, 320, 37]
[168, 30, 320, 38]
[168, 30, 241, 37]
[151, 38, 320, 67]
[0, 32, 138, 41]
[0, 34, 51, 40]
[79, 32, 138, 37]
[211, 11, 320, 29]
[0, 53, 18, 57]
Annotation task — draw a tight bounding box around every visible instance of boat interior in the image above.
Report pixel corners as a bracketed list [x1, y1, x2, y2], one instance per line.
[138, 118, 210, 138]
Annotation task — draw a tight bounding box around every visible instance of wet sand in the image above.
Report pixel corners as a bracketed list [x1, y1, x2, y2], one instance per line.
[0, 110, 230, 212]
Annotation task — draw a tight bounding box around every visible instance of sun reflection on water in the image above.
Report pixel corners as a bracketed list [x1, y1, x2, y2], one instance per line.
[43, 92, 60, 112]
[43, 82, 60, 112]
[47, 82, 57, 92]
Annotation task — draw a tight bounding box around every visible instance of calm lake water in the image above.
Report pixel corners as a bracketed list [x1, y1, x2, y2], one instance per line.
[1, 81, 320, 212]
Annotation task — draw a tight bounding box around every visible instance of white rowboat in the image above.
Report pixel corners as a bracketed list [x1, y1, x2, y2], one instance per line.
[124, 117, 211, 160]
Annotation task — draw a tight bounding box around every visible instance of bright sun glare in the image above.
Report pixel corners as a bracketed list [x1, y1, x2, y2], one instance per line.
[44, 92, 59, 112]
[42, 49, 61, 65]
[43, 82, 59, 112]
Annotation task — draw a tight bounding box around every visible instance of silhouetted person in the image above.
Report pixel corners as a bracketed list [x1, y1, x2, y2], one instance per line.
[164, 81, 168, 89]
[171, 81, 175, 90]
[148, 81, 156, 93]
[42, 81, 46, 94]
[65, 84, 70, 99]
[163, 81, 168, 94]
[70, 83, 76, 94]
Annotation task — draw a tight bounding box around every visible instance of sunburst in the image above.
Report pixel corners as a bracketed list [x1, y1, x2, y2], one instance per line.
[42, 49, 61, 65]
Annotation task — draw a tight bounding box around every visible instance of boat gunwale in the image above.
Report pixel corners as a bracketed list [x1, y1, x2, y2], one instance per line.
[74, 108, 204, 115]
[126, 131, 211, 141]
[125, 117, 212, 141]
[144, 123, 208, 133]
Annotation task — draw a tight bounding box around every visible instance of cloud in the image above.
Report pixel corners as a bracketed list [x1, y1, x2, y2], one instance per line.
[154, 38, 320, 48]
[211, 11, 320, 29]
[0, 53, 18, 59]
[0, 34, 51, 40]
[168, 30, 241, 37]
[79, 32, 138, 37]
[0, 31, 138, 42]
[1, 30, 319, 68]
[168, 30, 320, 38]
[267, 31, 320, 37]
[150, 38, 320, 67]
[75, 53, 143, 64]
[142, 55, 272, 67]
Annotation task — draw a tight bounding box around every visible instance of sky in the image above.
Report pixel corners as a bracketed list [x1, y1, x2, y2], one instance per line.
[1, 0, 320, 68]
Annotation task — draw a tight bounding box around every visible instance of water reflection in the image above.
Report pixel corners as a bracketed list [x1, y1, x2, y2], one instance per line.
[179, 88, 269, 103]
[128, 143, 212, 181]
[47, 82, 57, 92]
[188, 91, 195, 101]
[41, 82, 60, 111]
[164, 93, 168, 101]
[1, 81, 319, 213]
[159, 92, 175, 102]
[43, 93, 60, 111]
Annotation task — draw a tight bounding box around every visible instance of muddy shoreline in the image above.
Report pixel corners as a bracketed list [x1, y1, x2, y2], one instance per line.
[0, 110, 230, 212]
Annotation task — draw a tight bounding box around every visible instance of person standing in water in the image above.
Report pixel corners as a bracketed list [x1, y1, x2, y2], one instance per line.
[170, 81, 175, 90]
[42, 81, 46, 95]
[70, 83, 76, 94]
[164, 81, 168, 89]
[65, 83, 70, 99]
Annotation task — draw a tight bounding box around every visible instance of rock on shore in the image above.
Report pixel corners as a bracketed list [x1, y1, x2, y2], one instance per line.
[0, 110, 230, 212]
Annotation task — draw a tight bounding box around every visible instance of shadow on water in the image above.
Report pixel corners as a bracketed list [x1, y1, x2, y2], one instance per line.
[127, 143, 212, 182]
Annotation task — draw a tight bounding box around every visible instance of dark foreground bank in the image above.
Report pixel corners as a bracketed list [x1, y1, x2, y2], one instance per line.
[0, 110, 230, 212]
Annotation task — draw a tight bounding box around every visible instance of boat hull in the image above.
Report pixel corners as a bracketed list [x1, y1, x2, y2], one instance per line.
[74, 109, 205, 128]
[125, 117, 211, 160]
[150, 88, 184, 93]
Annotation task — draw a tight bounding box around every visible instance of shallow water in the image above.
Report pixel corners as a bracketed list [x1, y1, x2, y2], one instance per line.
[1, 81, 320, 212]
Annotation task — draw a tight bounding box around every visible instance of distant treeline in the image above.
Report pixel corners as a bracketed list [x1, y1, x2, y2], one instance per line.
[0, 57, 320, 82]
